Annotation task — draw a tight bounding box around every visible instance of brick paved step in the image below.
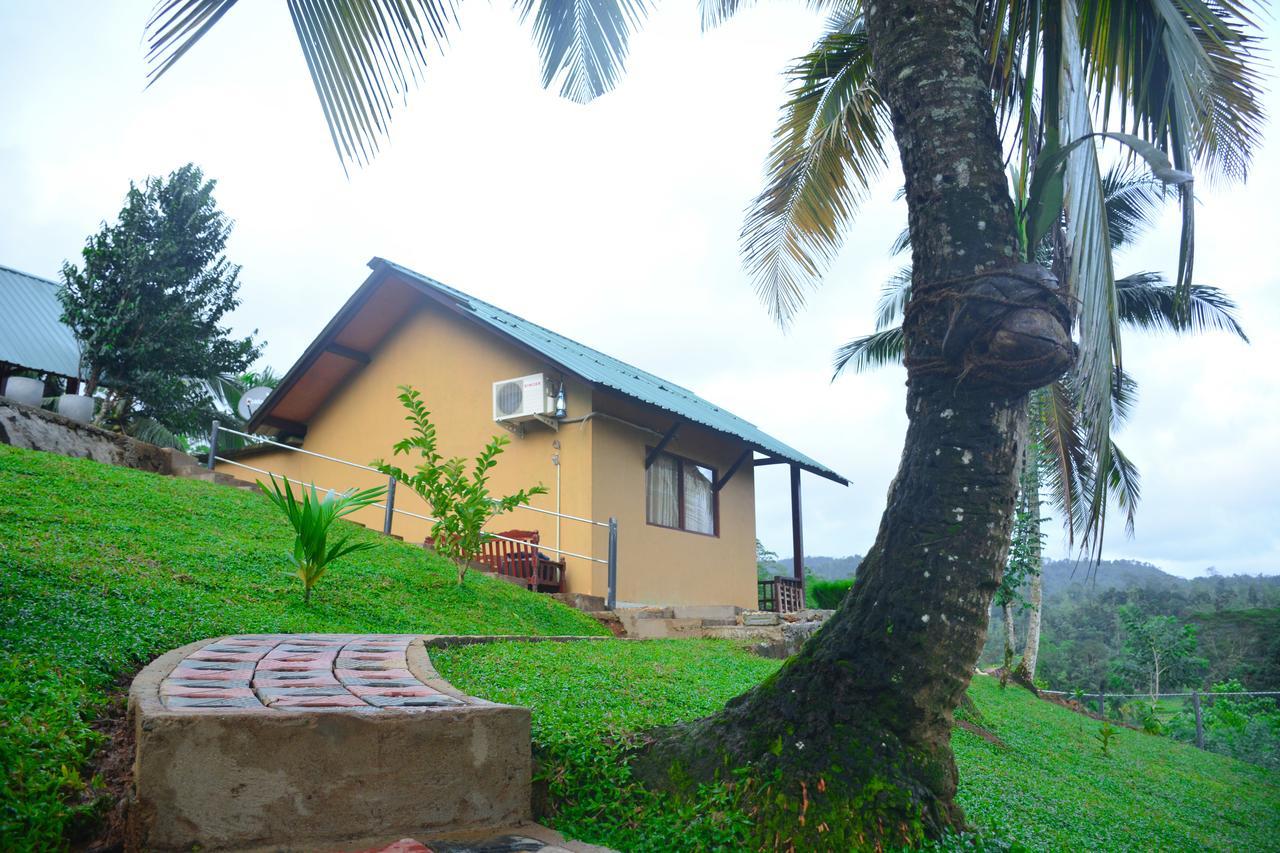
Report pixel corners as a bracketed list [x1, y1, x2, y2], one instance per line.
[129, 634, 531, 851]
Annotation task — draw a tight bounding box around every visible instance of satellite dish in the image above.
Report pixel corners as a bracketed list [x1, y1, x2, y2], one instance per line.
[237, 386, 273, 420]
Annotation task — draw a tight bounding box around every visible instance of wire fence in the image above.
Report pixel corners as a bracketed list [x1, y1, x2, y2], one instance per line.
[208, 420, 620, 608]
[1037, 687, 1280, 751]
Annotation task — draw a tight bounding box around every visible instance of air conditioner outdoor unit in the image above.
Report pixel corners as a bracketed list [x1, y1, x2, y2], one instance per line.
[492, 373, 556, 430]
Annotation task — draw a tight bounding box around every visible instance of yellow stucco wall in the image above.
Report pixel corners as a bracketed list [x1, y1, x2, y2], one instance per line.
[587, 395, 757, 608]
[218, 294, 757, 608]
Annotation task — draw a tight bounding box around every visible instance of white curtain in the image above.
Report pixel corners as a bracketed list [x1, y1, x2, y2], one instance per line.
[683, 464, 715, 535]
[646, 453, 679, 527]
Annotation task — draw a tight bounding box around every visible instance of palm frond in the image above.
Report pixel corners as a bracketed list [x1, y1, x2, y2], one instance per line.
[698, 0, 858, 32]
[1049, 0, 1120, 546]
[831, 327, 904, 378]
[147, 0, 457, 171]
[1078, 0, 1267, 183]
[516, 0, 650, 104]
[874, 266, 912, 330]
[1104, 440, 1141, 537]
[741, 22, 890, 326]
[1102, 164, 1168, 250]
[1034, 380, 1092, 544]
[1115, 274, 1249, 340]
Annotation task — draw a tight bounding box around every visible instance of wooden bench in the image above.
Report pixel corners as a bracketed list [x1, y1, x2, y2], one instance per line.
[481, 530, 565, 593]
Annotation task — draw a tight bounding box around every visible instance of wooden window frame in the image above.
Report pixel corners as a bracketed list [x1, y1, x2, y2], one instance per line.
[645, 447, 720, 538]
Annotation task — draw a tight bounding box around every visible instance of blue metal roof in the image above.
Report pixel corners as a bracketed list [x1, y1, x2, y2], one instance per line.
[0, 264, 81, 378]
[376, 258, 848, 485]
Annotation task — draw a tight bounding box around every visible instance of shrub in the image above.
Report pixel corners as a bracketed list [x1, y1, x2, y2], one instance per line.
[806, 578, 853, 610]
[373, 386, 547, 584]
[257, 475, 386, 604]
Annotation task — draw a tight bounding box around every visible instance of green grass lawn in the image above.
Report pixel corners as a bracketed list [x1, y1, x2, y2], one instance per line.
[433, 640, 1280, 852]
[0, 444, 605, 848]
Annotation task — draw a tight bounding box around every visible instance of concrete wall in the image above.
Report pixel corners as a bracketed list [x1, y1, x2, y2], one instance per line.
[217, 297, 758, 608]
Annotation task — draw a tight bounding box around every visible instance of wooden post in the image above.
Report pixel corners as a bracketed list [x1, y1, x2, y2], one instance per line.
[1193, 690, 1205, 749]
[1098, 682, 1106, 718]
[790, 465, 804, 586]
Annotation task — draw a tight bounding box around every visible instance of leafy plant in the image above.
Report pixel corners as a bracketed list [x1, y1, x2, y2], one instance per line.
[58, 164, 262, 440]
[257, 475, 385, 605]
[1096, 722, 1118, 757]
[373, 386, 548, 585]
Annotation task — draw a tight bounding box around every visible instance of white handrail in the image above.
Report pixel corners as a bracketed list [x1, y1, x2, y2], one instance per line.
[217, 426, 380, 473]
[217, 425, 610, 527]
[215, 455, 607, 565]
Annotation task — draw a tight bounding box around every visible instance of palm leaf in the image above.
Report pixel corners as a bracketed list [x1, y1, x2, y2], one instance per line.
[1115, 274, 1248, 340]
[873, 267, 912, 330]
[740, 22, 890, 325]
[1102, 164, 1168, 250]
[515, 0, 650, 104]
[831, 327, 904, 378]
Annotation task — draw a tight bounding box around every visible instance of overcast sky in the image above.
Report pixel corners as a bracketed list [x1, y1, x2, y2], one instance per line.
[2, 2, 1276, 578]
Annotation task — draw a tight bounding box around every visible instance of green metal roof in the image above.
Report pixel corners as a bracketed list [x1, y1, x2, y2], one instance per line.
[0, 264, 81, 378]
[375, 258, 848, 485]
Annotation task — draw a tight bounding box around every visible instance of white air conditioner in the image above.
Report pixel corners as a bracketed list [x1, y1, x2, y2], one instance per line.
[492, 373, 556, 429]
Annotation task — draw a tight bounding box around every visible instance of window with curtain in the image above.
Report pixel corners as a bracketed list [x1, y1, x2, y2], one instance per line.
[645, 450, 718, 535]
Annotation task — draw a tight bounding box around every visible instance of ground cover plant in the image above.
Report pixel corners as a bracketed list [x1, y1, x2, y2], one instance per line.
[0, 444, 604, 848]
[433, 640, 1280, 852]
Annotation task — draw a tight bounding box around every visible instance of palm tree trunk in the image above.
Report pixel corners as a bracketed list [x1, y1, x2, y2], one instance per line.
[1016, 457, 1044, 684]
[1018, 565, 1043, 681]
[632, 1, 1073, 843]
[1003, 601, 1019, 681]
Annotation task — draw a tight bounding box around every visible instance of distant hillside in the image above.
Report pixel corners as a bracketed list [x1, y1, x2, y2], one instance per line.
[772, 554, 863, 580]
[1041, 558, 1185, 596]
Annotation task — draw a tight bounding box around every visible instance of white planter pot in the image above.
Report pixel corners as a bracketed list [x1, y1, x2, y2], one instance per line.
[57, 393, 95, 423]
[2, 376, 44, 406]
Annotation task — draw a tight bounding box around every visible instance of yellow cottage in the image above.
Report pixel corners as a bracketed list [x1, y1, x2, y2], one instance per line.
[217, 258, 847, 610]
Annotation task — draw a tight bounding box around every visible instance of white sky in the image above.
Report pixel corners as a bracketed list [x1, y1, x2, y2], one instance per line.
[1, 2, 1276, 578]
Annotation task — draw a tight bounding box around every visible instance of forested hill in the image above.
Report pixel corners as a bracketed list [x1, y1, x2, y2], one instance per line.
[1041, 558, 1280, 604]
[774, 554, 863, 579]
[989, 559, 1280, 692]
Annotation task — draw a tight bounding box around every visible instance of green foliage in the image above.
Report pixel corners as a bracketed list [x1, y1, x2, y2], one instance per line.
[1167, 680, 1280, 771]
[434, 643, 1280, 851]
[1118, 605, 1206, 701]
[58, 163, 261, 439]
[257, 475, 386, 604]
[806, 578, 853, 610]
[1095, 717, 1116, 753]
[755, 539, 780, 581]
[373, 386, 547, 584]
[0, 444, 604, 848]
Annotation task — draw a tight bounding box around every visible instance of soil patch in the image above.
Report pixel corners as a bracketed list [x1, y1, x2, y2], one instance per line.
[68, 681, 134, 853]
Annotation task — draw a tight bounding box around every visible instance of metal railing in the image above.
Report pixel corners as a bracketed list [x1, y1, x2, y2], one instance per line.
[208, 420, 619, 608]
[1037, 687, 1280, 751]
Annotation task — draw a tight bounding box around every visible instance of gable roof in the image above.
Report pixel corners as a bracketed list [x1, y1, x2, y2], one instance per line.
[253, 258, 848, 485]
[0, 264, 81, 378]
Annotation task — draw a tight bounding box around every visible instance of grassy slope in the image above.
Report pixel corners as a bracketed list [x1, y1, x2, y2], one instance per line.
[434, 640, 1280, 852]
[0, 444, 605, 848]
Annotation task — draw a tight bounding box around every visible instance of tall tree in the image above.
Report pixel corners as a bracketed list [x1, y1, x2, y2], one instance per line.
[59, 164, 261, 438]
[140, 0, 1264, 842]
[835, 172, 1249, 684]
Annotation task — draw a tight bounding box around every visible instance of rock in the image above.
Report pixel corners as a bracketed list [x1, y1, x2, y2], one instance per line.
[0, 399, 172, 473]
[781, 609, 835, 624]
[741, 611, 780, 627]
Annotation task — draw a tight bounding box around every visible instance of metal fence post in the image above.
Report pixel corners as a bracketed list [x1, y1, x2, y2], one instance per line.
[383, 476, 397, 536]
[207, 420, 220, 470]
[607, 516, 618, 611]
[1193, 690, 1205, 749]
